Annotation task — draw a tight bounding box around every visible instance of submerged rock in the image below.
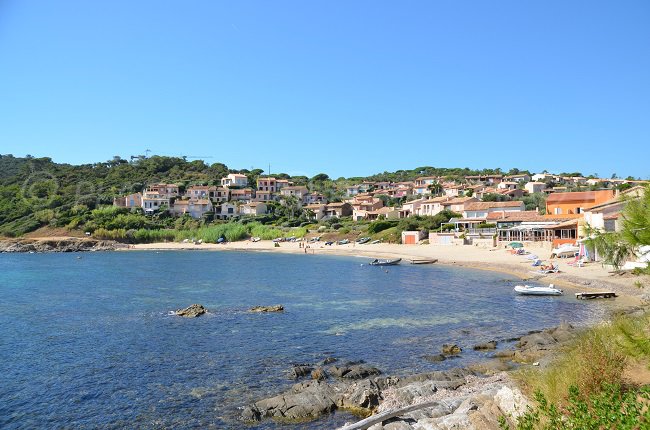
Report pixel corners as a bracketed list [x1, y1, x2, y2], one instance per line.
[473, 341, 498, 350]
[174, 304, 207, 318]
[249, 305, 284, 313]
[423, 354, 447, 363]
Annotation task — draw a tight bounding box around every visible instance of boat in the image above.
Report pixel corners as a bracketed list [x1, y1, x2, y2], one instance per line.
[369, 258, 402, 266]
[410, 258, 438, 265]
[514, 284, 563, 296]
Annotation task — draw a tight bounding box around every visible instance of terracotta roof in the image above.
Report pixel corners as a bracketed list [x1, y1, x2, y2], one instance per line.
[545, 219, 579, 229]
[487, 211, 563, 222]
[465, 201, 524, 211]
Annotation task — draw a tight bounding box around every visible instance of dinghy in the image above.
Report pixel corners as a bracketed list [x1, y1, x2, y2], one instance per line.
[514, 284, 563, 296]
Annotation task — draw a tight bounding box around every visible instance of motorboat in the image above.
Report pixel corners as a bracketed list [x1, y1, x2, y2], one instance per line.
[369, 258, 402, 266]
[514, 284, 563, 296]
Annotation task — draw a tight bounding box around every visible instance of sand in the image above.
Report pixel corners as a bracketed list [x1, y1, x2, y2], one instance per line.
[127, 240, 648, 303]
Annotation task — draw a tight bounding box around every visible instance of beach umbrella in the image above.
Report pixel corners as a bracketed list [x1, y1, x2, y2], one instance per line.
[509, 242, 524, 248]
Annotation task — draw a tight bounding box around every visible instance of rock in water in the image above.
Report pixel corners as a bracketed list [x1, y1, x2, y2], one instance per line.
[249, 305, 284, 313]
[175, 304, 207, 318]
[442, 344, 462, 355]
[473, 341, 498, 350]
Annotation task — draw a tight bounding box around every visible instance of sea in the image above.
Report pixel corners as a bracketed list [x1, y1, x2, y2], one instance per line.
[0, 251, 615, 429]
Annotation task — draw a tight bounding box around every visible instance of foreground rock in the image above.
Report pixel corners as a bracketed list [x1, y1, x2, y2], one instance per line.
[0, 238, 122, 253]
[249, 305, 284, 313]
[174, 304, 207, 318]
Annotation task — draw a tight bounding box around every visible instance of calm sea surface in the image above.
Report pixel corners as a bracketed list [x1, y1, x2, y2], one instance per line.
[0, 251, 614, 429]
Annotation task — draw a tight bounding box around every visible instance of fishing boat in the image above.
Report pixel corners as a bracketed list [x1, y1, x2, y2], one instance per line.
[514, 284, 563, 296]
[369, 258, 402, 266]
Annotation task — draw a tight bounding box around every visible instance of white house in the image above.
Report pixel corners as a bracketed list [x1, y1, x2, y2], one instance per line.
[240, 202, 268, 216]
[170, 199, 213, 219]
[221, 173, 248, 188]
[525, 182, 546, 194]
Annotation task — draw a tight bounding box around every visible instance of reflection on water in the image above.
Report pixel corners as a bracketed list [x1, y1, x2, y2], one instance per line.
[0, 251, 615, 429]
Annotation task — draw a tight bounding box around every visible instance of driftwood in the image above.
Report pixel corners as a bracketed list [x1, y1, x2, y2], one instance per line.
[338, 398, 461, 430]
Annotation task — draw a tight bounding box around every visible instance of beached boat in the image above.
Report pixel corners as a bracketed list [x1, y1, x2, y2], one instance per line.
[514, 284, 563, 296]
[410, 258, 438, 265]
[369, 258, 402, 266]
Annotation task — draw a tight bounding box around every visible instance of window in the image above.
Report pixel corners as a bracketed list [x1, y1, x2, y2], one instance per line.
[554, 207, 562, 215]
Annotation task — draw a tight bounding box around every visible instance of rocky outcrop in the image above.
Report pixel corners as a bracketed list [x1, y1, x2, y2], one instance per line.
[514, 323, 575, 363]
[330, 362, 381, 380]
[0, 238, 122, 253]
[174, 304, 207, 318]
[249, 305, 284, 313]
[442, 344, 462, 355]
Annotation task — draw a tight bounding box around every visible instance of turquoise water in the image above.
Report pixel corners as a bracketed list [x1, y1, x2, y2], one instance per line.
[0, 251, 611, 429]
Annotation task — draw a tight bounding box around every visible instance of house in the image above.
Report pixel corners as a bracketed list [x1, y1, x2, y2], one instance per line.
[504, 174, 531, 183]
[349, 195, 384, 212]
[305, 203, 327, 221]
[582, 186, 646, 232]
[399, 198, 425, 218]
[229, 188, 254, 202]
[254, 190, 273, 202]
[280, 186, 310, 201]
[240, 202, 268, 216]
[185, 185, 213, 199]
[304, 192, 327, 205]
[497, 181, 519, 190]
[144, 183, 180, 197]
[170, 199, 213, 219]
[443, 184, 463, 197]
[346, 185, 361, 197]
[353, 206, 399, 221]
[465, 175, 503, 184]
[142, 191, 171, 214]
[210, 187, 230, 203]
[463, 201, 525, 219]
[441, 197, 478, 213]
[276, 179, 291, 191]
[375, 181, 392, 190]
[257, 177, 278, 193]
[414, 177, 438, 195]
[546, 190, 615, 216]
[532, 173, 558, 182]
[113, 192, 142, 208]
[417, 196, 451, 217]
[214, 202, 239, 220]
[498, 188, 527, 199]
[393, 185, 413, 198]
[221, 173, 248, 188]
[323, 202, 353, 219]
[525, 182, 546, 194]
[358, 182, 374, 193]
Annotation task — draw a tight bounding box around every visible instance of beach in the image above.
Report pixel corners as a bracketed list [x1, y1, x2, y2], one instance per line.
[129, 240, 647, 303]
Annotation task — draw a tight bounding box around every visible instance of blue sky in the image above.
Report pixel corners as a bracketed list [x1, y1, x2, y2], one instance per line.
[1, 1, 648, 179]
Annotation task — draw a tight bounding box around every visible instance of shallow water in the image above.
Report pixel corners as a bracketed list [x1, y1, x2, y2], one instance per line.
[0, 251, 614, 429]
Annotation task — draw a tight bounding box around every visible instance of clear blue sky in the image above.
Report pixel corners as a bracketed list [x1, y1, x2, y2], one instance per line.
[1, 1, 648, 179]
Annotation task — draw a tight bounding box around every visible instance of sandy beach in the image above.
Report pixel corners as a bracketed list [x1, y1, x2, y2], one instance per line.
[128, 240, 647, 303]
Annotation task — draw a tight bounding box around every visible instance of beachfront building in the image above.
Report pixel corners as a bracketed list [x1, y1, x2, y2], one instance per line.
[493, 211, 562, 243]
[463, 201, 525, 219]
[221, 173, 248, 188]
[546, 190, 615, 216]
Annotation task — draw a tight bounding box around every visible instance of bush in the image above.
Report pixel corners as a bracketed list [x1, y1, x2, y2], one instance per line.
[367, 220, 397, 234]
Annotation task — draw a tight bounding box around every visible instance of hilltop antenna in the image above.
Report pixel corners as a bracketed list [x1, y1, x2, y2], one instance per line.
[145, 149, 151, 158]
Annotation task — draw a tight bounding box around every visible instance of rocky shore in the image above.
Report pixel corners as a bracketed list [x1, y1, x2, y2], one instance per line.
[240, 323, 581, 429]
[0, 238, 123, 253]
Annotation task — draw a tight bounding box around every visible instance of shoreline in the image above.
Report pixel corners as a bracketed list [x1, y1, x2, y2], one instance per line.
[126, 240, 647, 304]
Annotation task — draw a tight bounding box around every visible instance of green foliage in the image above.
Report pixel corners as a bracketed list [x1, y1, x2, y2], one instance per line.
[620, 185, 650, 247]
[519, 193, 547, 213]
[502, 384, 650, 430]
[367, 220, 398, 234]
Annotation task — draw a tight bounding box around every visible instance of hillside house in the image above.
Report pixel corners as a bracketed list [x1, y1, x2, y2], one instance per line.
[221, 173, 248, 188]
[546, 190, 615, 216]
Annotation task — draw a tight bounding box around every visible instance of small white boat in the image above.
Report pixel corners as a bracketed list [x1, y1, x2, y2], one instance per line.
[514, 284, 563, 296]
